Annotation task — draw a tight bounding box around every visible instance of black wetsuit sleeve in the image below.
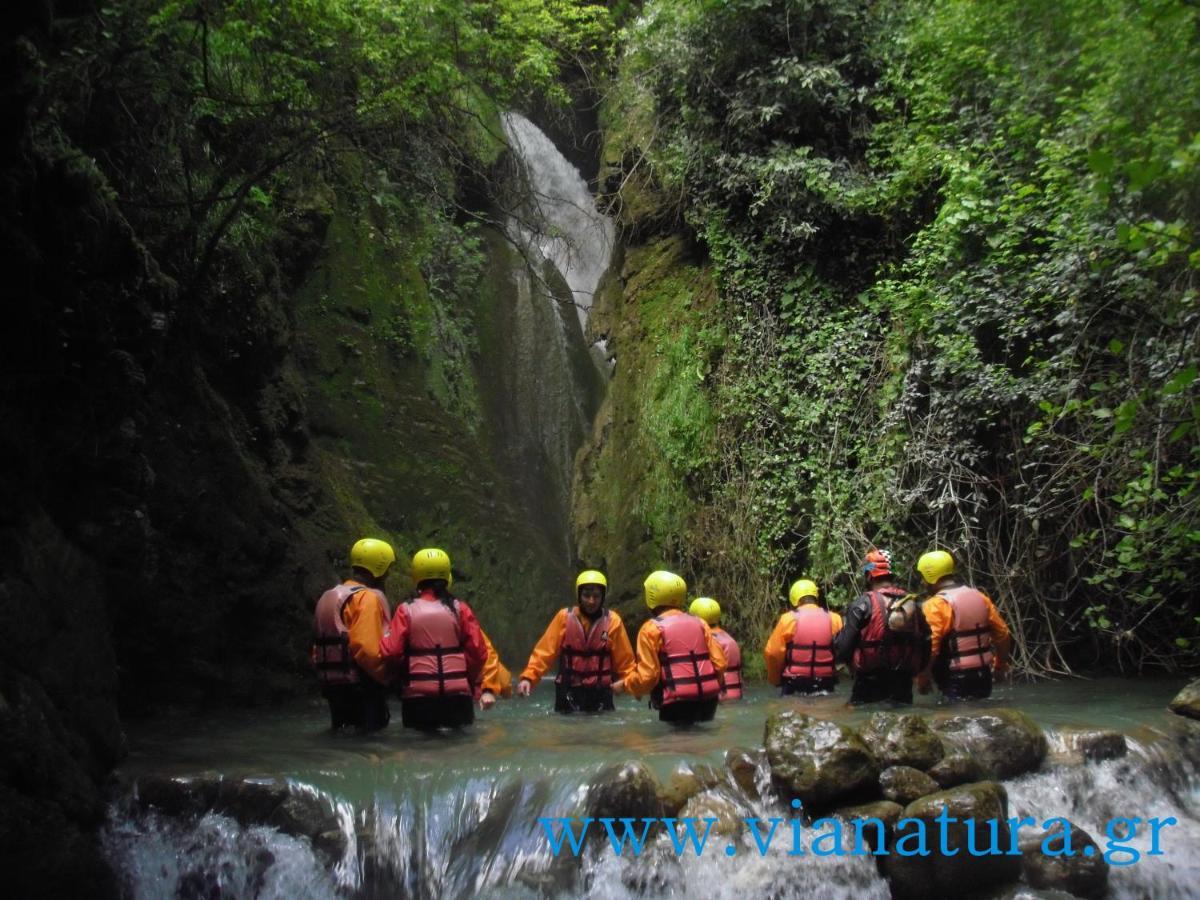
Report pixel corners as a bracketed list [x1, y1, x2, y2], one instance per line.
[833, 596, 871, 664]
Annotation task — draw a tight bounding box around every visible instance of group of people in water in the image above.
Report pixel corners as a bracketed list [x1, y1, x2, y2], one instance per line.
[312, 542, 1011, 732]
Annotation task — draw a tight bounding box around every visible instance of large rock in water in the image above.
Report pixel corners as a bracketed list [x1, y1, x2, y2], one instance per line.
[763, 712, 879, 808]
[586, 762, 664, 821]
[1020, 818, 1109, 899]
[879, 766, 940, 806]
[860, 712, 945, 770]
[932, 709, 1047, 779]
[1169, 678, 1200, 721]
[883, 781, 1021, 899]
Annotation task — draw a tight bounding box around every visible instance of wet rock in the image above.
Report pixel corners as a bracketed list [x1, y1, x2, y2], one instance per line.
[933, 710, 1047, 779]
[1019, 819, 1108, 899]
[725, 747, 765, 800]
[133, 773, 221, 816]
[764, 712, 879, 808]
[883, 781, 1021, 899]
[860, 712, 945, 770]
[1070, 729, 1128, 762]
[586, 762, 664, 821]
[267, 787, 342, 844]
[214, 777, 290, 826]
[660, 764, 722, 817]
[927, 752, 987, 789]
[879, 766, 940, 806]
[832, 800, 904, 853]
[678, 788, 744, 838]
[1168, 678, 1200, 721]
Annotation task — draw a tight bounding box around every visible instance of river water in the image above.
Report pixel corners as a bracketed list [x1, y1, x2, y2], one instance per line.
[102, 679, 1200, 899]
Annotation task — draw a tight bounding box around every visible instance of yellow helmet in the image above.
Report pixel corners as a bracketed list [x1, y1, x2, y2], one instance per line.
[788, 578, 819, 607]
[575, 570, 608, 593]
[350, 538, 396, 578]
[411, 548, 453, 585]
[916, 550, 955, 585]
[644, 570, 687, 610]
[689, 597, 721, 625]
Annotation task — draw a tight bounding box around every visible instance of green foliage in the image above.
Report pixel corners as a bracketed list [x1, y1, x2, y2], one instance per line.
[611, 0, 1200, 669]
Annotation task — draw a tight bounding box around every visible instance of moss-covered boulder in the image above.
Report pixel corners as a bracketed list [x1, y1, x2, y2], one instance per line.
[860, 712, 945, 770]
[1019, 819, 1108, 899]
[660, 763, 723, 817]
[1168, 679, 1200, 721]
[927, 752, 988, 789]
[832, 800, 904, 853]
[883, 781, 1021, 899]
[586, 762, 664, 822]
[764, 712, 879, 808]
[678, 788, 745, 838]
[879, 766, 940, 806]
[932, 710, 1047, 779]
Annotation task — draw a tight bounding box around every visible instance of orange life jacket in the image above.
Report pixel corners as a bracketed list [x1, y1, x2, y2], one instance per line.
[853, 587, 922, 672]
[313, 583, 389, 685]
[712, 629, 743, 700]
[784, 607, 836, 680]
[941, 586, 995, 672]
[558, 608, 614, 689]
[400, 596, 473, 699]
[654, 613, 721, 706]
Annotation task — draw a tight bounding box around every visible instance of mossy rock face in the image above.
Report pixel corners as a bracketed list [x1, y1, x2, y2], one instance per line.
[586, 762, 665, 823]
[831, 800, 904, 853]
[927, 752, 988, 789]
[932, 709, 1047, 780]
[860, 712, 945, 770]
[879, 766, 940, 806]
[1168, 678, 1200, 721]
[883, 781, 1021, 899]
[763, 711, 879, 808]
[660, 763, 723, 816]
[1019, 819, 1108, 900]
[678, 788, 745, 838]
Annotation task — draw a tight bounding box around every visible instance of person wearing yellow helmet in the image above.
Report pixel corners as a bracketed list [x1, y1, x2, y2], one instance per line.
[914, 550, 1011, 701]
[380, 548, 489, 729]
[612, 571, 726, 724]
[764, 578, 844, 695]
[311, 538, 397, 731]
[689, 597, 743, 701]
[517, 569, 635, 713]
[832, 549, 930, 705]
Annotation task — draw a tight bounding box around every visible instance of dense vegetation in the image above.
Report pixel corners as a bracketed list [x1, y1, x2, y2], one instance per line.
[600, 0, 1200, 672]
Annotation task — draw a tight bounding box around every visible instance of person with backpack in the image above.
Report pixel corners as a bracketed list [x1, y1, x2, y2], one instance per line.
[311, 538, 397, 732]
[833, 549, 930, 704]
[915, 550, 1011, 700]
[611, 571, 726, 725]
[380, 548, 489, 730]
[765, 579, 844, 695]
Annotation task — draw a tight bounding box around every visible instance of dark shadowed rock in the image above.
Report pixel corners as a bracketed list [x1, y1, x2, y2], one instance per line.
[586, 762, 664, 821]
[927, 752, 987, 788]
[883, 781, 1020, 899]
[861, 712, 945, 770]
[1066, 729, 1128, 762]
[764, 712, 879, 808]
[832, 800, 904, 853]
[879, 766, 940, 805]
[1020, 818, 1108, 899]
[726, 747, 765, 800]
[133, 773, 221, 817]
[932, 709, 1047, 779]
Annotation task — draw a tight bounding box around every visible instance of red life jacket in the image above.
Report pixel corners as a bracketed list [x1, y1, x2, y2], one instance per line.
[784, 606, 836, 679]
[558, 608, 614, 689]
[654, 613, 721, 706]
[941, 586, 995, 672]
[400, 596, 473, 699]
[712, 629, 743, 701]
[313, 583, 389, 685]
[852, 586, 923, 672]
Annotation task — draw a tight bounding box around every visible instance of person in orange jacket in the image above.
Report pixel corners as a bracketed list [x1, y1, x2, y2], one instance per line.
[517, 570, 635, 713]
[915, 550, 1011, 701]
[612, 571, 725, 725]
[380, 548, 488, 730]
[689, 597, 743, 701]
[311, 538, 396, 732]
[480, 630, 512, 709]
[765, 579, 844, 695]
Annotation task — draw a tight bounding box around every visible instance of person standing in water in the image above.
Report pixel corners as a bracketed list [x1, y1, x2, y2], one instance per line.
[688, 597, 743, 701]
[765, 578, 843, 695]
[517, 570, 635, 712]
[381, 548, 488, 729]
[311, 538, 396, 732]
[612, 571, 725, 724]
[916, 549, 1011, 701]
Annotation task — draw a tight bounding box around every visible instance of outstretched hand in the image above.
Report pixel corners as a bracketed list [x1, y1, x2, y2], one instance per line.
[516, 678, 533, 698]
[479, 690, 497, 711]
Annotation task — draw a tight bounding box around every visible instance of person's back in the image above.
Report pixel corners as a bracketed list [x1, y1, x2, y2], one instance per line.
[613, 572, 725, 725]
[765, 580, 843, 695]
[689, 598, 742, 702]
[311, 538, 396, 732]
[381, 548, 487, 729]
[916, 550, 1010, 701]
